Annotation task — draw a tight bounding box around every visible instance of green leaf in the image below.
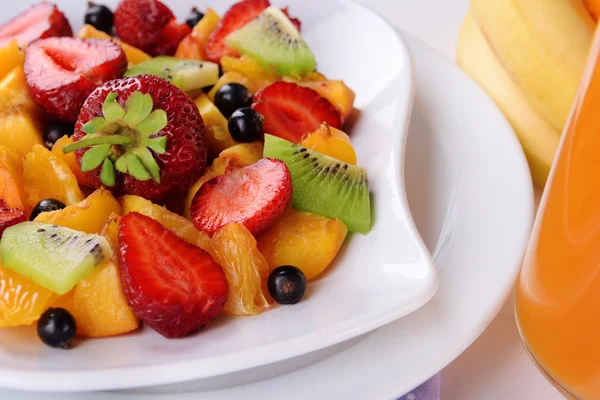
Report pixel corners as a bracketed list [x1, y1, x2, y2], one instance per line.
[115, 156, 128, 173]
[126, 153, 151, 181]
[103, 93, 126, 123]
[82, 118, 108, 134]
[138, 109, 168, 136]
[62, 135, 135, 153]
[145, 136, 167, 154]
[135, 147, 161, 183]
[100, 159, 116, 187]
[80, 144, 111, 172]
[124, 92, 153, 127]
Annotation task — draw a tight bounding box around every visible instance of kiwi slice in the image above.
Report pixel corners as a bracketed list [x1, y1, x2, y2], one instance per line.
[263, 134, 371, 234]
[1, 222, 113, 295]
[124, 56, 220, 92]
[225, 6, 316, 78]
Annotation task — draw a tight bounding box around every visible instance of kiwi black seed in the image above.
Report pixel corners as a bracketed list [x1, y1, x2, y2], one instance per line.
[263, 134, 371, 234]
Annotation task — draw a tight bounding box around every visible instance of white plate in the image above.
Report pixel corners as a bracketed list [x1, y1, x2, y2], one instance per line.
[0, 0, 439, 393]
[0, 32, 535, 400]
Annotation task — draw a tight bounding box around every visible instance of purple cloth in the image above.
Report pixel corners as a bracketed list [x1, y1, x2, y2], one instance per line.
[397, 374, 441, 400]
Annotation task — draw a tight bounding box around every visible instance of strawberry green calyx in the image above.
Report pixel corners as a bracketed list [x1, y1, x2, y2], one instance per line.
[63, 92, 168, 186]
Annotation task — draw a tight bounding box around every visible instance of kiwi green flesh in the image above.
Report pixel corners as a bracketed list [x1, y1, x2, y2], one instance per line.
[263, 134, 371, 234]
[0, 222, 113, 295]
[124, 56, 220, 92]
[225, 6, 316, 78]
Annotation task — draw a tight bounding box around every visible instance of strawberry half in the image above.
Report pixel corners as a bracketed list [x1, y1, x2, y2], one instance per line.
[119, 212, 228, 338]
[24, 37, 127, 122]
[204, 0, 271, 64]
[154, 19, 193, 57]
[191, 158, 292, 236]
[115, 0, 191, 56]
[0, 3, 72, 48]
[0, 199, 26, 239]
[252, 82, 342, 143]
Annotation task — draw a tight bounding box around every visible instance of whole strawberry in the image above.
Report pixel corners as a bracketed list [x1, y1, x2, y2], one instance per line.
[25, 37, 127, 122]
[63, 75, 208, 202]
[114, 0, 191, 57]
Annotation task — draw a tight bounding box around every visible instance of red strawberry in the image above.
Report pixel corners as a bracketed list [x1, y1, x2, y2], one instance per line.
[0, 200, 26, 239]
[114, 0, 190, 56]
[191, 158, 292, 236]
[64, 75, 208, 202]
[204, 0, 270, 63]
[154, 19, 193, 57]
[119, 212, 228, 338]
[252, 82, 342, 143]
[281, 7, 301, 31]
[24, 37, 127, 122]
[0, 3, 72, 48]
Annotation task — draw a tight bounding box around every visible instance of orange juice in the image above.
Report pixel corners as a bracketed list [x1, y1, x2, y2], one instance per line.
[516, 28, 600, 399]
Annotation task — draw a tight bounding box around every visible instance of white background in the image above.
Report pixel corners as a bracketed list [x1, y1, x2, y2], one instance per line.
[353, 0, 563, 398]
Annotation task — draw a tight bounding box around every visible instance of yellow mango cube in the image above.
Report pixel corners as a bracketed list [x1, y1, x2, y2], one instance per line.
[0, 107, 44, 156]
[194, 92, 237, 158]
[0, 66, 38, 112]
[0, 41, 24, 81]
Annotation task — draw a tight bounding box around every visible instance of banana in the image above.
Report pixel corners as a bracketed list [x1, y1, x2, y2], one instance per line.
[470, 0, 594, 132]
[457, 12, 561, 187]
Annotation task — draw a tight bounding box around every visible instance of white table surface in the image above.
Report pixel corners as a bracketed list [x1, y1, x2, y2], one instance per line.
[354, 0, 562, 399]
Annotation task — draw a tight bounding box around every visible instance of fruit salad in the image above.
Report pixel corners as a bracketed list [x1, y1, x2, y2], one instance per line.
[0, 0, 369, 348]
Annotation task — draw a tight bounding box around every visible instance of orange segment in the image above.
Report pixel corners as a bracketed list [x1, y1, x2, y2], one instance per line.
[221, 55, 277, 89]
[70, 261, 139, 338]
[0, 40, 24, 81]
[101, 213, 121, 255]
[77, 25, 151, 65]
[211, 223, 270, 316]
[257, 208, 348, 280]
[120, 195, 213, 254]
[34, 188, 121, 234]
[51, 135, 89, 186]
[23, 144, 84, 210]
[300, 124, 357, 165]
[219, 142, 264, 168]
[0, 262, 58, 327]
[175, 8, 221, 60]
[0, 106, 44, 156]
[51, 290, 74, 311]
[0, 146, 27, 211]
